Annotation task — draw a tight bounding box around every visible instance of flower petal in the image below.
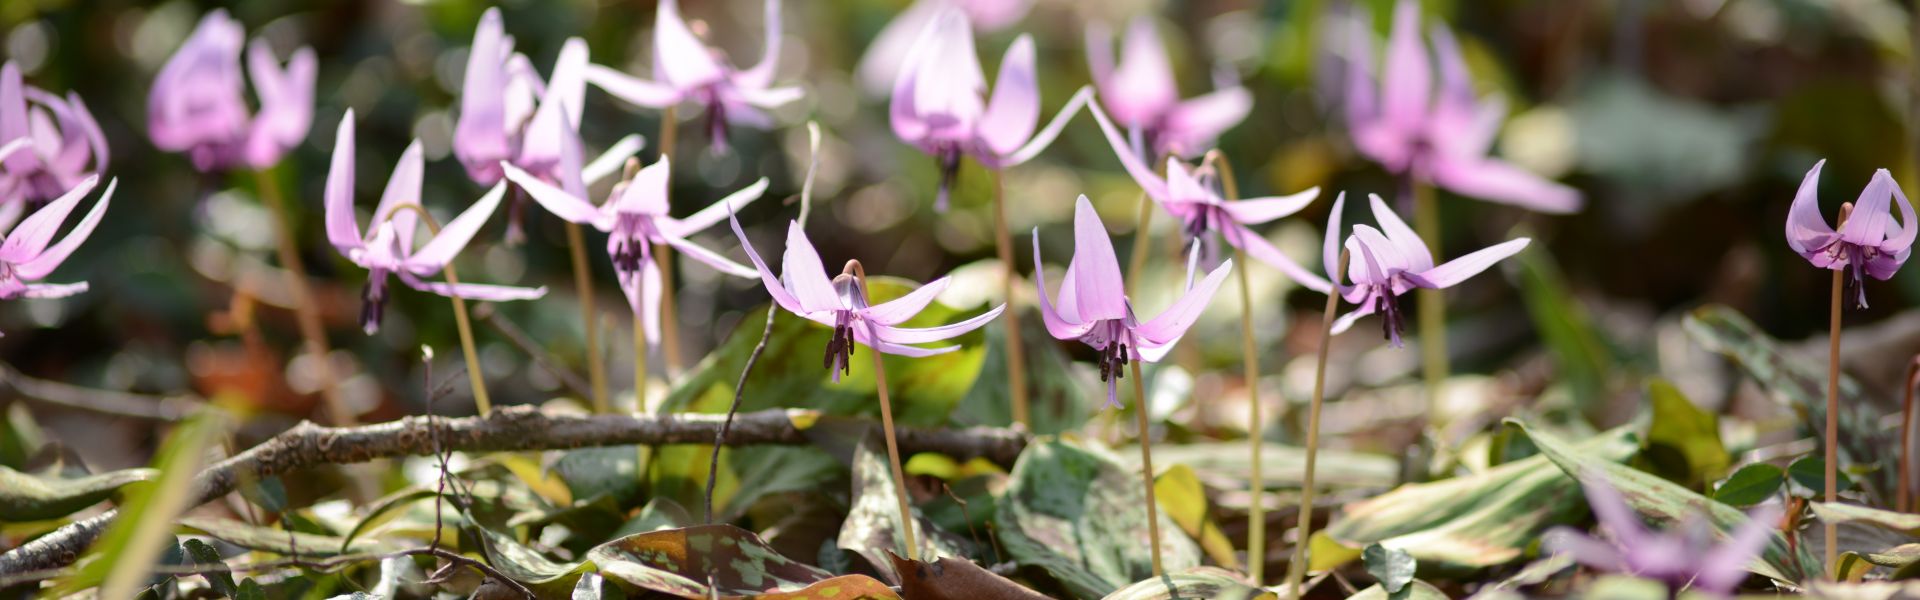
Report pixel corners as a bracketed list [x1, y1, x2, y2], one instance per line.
[857, 0, 942, 95]
[1223, 187, 1319, 225]
[500, 161, 602, 224]
[1427, 156, 1583, 214]
[406, 182, 507, 275]
[1368, 193, 1432, 271]
[242, 41, 316, 169]
[1328, 295, 1378, 335]
[1136, 258, 1232, 345]
[0, 62, 32, 173]
[729, 211, 810, 316]
[1225, 223, 1332, 294]
[1000, 85, 1092, 167]
[1032, 227, 1097, 340]
[780, 220, 843, 313]
[1324, 192, 1348, 293]
[609, 156, 672, 218]
[1406, 237, 1529, 289]
[1068, 195, 1129, 321]
[1160, 86, 1252, 158]
[324, 114, 363, 254]
[1380, 0, 1431, 140]
[652, 0, 726, 89]
[582, 134, 645, 187]
[875, 303, 1004, 344]
[668, 177, 770, 235]
[1880, 176, 1918, 259]
[658, 230, 757, 278]
[0, 174, 96, 263]
[1692, 504, 1783, 594]
[1541, 527, 1627, 574]
[977, 34, 1040, 158]
[1088, 101, 1170, 201]
[399, 272, 546, 301]
[548, 38, 590, 131]
[17, 177, 111, 281]
[734, 0, 784, 91]
[584, 64, 681, 108]
[1101, 17, 1178, 128]
[1841, 168, 1898, 246]
[20, 281, 87, 299]
[372, 140, 424, 252]
[863, 276, 950, 326]
[1785, 159, 1836, 256]
[454, 8, 513, 185]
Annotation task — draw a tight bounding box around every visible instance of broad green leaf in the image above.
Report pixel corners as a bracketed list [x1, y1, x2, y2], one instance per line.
[1810, 502, 1920, 536]
[1861, 543, 1920, 569]
[1510, 419, 1818, 584]
[553, 446, 645, 508]
[181, 538, 237, 597]
[1790, 456, 1855, 496]
[993, 440, 1200, 599]
[952, 310, 1097, 435]
[613, 497, 693, 538]
[473, 524, 593, 597]
[1364, 543, 1417, 594]
[1348, 579, 1449, 600]
[838, 438, 974, 582]
[1324, 428, 1637, 572]
[586, 524, 900, 599]
[1640, 379, 1728, 488]
[1712, 464, 1786, 507]
[1152, 464, 1238, 569]
[1683, 305, 1891, 500]
[1102, 567, 1273, 600]
[0, 464, 156, 522]
[60, 410, 222, 597]
[1305, 531, 1365, 572]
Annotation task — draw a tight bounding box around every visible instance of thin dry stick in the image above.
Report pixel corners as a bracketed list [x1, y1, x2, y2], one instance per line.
[253, 169, 352, 425]
[1205, 150, 1267, 581]
[1901, 356, 1920, 513]
[1286, 249, 1347, 600]
[990, 169, 1032, 428]
[472, 304, 593, 401]
[382, 203, 491, 414]
[1410, 181, 1448, 423]
[565, 222, 609, 413]
[1824, 202, 1853, 574]
[851, 260, 921, 560]
[1130, 360, 1164, 577]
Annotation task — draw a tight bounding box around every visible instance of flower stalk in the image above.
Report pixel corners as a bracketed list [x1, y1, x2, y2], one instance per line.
[254, 168, 352, 425]
[1204, 150, 1269, 581]
[991, 169, 1031, 427]
[1286, 249, 1346, 600]
[1901, 356, 1920, 513]
[658, 107, 682, 378]
[1824, 202, 1851, 571]
[1131, 359, 1164, 577]
[850, 260, 920, 561]
[564, 220, 607, 412]
[384, 203, 492, 415]
[1411, 181, 1448, 423]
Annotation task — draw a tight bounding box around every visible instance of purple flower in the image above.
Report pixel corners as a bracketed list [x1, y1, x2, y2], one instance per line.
[0, 61, 108, 219]
[728, 213, 1006, 382]
[504, 156, 767, 347]
[1340, 0, 1580, 213]
[1084, 17, 1251, 159]
[890, 9, 1092, 211]
[148, 9, 315, 172]
[1032, 195, 1233, 408]
[1089, 102, 1328, 293]
[323, 112, 545, 334]
[856, 0, 1032, 95]
[1545, 476, 1781, 597]
[1785, 160, 1914, 308]
[584, 0, 802, 154]
[0, 170, 112, 309]
[1324, 193, 1528, 346]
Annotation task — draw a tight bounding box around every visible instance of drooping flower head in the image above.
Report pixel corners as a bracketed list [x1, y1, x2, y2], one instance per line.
[856, 0, 1032, 95]
[1033, 195, 1232, 407]
[1090, 102, 1328, 293]
[1325, 193, 1528, 346]
[0, 61, 108, 220]
[504, 156, 767, 346]
[1338, 0, 1579, 213]
[324, 112, 545, 334]
[148, 9, 315, 172]
[1785, 160, 1914, 308]
[585, 0, 802, 154]
[1544, 475, 1781, 597]
[1085, 17, 1251, 160]
[0, 162, 113, 313]
[729, 212, 1005, 381]
[890, 9, 1092, 211]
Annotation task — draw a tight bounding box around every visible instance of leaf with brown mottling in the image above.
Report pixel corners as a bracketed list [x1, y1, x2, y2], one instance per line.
[587, 524, 900, 599]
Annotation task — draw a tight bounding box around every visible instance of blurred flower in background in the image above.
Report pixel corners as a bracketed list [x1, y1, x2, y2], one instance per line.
[0, 60, 107, 227]
[147, 9, 314, 173]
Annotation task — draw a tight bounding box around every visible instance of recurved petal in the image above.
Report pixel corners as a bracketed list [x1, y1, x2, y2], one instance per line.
[1068, 195, 1129, 321]
[1088, 102, 1170, 201]
[1785, 159, 1835, 256]
[670, 177, 770, 235]
[1380, 0, 1432, 139]
[1104, 17, 1177, 127]
[0, 63, 30, 172]
[584, 64, 681, 108]
[609, 157, 672, 218]
[863, 276, 950, 326]
[977, 34, 1040, 158]
[1226, 223, 1332, 293]
[780, 220, 843, 313]
[1032, 228, 1098, 340]
[1882, 177, 1918, 257]
[1324, 192, 1349, 293]
[1541, 527, 1627, 574]
[454, 8, 513, 184]
[1000, 85, 1092, 167]
[20, 281, 87, 299]
[875, 303, 1004, 344]
[405, 182, 507, 274]
[652, 0, 726, 89]
[659, 231, 757, 279]
[1428, 155, 1583, 214]
[373, 140, 425, 252]
[1160, 86, 1252, 158]
[0, 174, 95, 263]
[1407, 237, 1529, 289]
[735, 0, 784, 90]
[500, 161, 601, 225]
[1135, 258, 1232, 345]
[400, 273, 547, 302]
[16, 177, 111, 281]
[548, 38, 591, 130]
[729, 211, 810, 316]
[1328, 295, 1378, 335]
[1223, 187, 1319, 225]
[324, 114, 363, 254]
[1841, 168, 1899, 246]
[1367, 193, 1432, 271]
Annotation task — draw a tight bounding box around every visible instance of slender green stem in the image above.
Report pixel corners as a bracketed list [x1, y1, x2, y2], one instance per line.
[657, 107, 682, 379]
[634, 305, 650, 411]
[1411, 182, 1448, 425]
[851, 261, 919, 560]
[990, 169, 1031, 428]
[1900, 358, 1919, 513]
[1287, 250, 1347, 599]
[1825, 260, 1843, 573]
[1131, 360, 1164, 577]
[1125, 191, 1155, 297]
[564, 223, 608, 413]
[253, 169, 352, 425]
[384, 204, 491, 415]
[1236, 248, 1265, 581]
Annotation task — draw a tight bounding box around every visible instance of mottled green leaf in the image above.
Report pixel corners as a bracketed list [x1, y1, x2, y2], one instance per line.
[1510, 419, 1818, 584]
[586, 524, 900, 599]
[993, 440, 1200, 600]
[1347, 579, 1449, 600]
[837, 438, 973, 583]
[0, 464, 156, 522]
[553, 446, 645, 508]
[1810, 502, 1920, 536]
[1325, 428, 1636, 572]
[1129, 442, 1398, 490]
[1364, 543, 1417, 594]
[1102, 567, 1272, 600]
[178, 516, 383, 557]
[613, 497, 693, 538]
[181, 538, 237, 597]
[1712, 463, 1786, 507]
[1790, 456, 1855, 495]
[473, 525, 593, 597]
[1153, 464, 1238, 569]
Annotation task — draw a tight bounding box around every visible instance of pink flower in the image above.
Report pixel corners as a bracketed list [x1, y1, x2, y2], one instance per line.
[1324, 193, 1529, 346]
[1340, 0, 1580, 213]
[324, 112, 545, 334]
[504, 156, 767, 346]
[1090, 102, 1328, 293]
[729, 212, 1005, 382]
[856, 0, 1032, 94]
[0, 166, 112, 308]
[1785, 160, 1915, 308]
[890, 9, 1092, 211]
[1085, 17, 1251, 159]
[1032, 195, 1232, 407]
[584, 0, 802, 154]
[0, 61, 108, 222]
[1545, 476, 1781, 598]
[148, 9, 315, 172]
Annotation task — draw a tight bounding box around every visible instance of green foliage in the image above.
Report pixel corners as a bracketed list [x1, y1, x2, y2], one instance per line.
[1638, 379, 1729, 489]
[585, 525, 899, 598]
[838, 437, 975, 582]
[1348, 579, 1450, 600]
[994, 440, 1200, 599]
[1362, 543, 1418, 594]
[0, 464, 155, 522]
[1712, 463, 1786, 507]
[1789, 456, 1855, 496]
[1100, 567, 1273, 600]
[60, 411, 221, 596]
